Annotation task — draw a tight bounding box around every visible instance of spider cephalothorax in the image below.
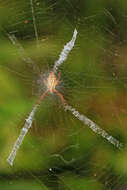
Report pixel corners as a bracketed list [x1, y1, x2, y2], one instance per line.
[38, 71, 65, 104]
[44, 71, 59, 93]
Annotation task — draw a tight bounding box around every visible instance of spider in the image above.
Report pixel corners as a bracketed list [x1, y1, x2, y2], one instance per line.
[38, 71, 66, 105]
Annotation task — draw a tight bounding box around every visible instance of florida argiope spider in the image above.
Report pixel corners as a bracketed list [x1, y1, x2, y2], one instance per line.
[38, 71, 66, 105]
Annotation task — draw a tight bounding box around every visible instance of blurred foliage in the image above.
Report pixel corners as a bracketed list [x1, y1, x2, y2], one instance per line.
[0, 180, 49, 190]
[0, 0, 127, 189]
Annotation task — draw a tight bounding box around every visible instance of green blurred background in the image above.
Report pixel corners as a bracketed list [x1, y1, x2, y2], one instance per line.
[0, 0, 127, 189]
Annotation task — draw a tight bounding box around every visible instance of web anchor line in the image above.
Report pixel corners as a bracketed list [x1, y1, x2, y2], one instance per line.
[30, 0, 39, 48]
[7, 33, 40, 74]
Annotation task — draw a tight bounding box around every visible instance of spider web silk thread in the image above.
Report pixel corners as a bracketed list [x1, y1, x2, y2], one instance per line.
[64, 104, 123, 149]
[53, 29, 78, 73]
[30, 0, 39, 48]
[7, 33, 40, 73]
[7, 104, 39, 166]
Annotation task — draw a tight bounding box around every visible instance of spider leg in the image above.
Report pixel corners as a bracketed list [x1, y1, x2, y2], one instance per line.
[38, 90, 48, 104]
[56, 72, 61, 85]
[39, 72, 43, 79]
[39, 73, 46, 85]
[58, 72, 61, 81]
[54, 89, 66, 105]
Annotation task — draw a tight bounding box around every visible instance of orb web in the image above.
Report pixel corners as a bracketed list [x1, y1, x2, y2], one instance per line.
[0, 0, 127, 190]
